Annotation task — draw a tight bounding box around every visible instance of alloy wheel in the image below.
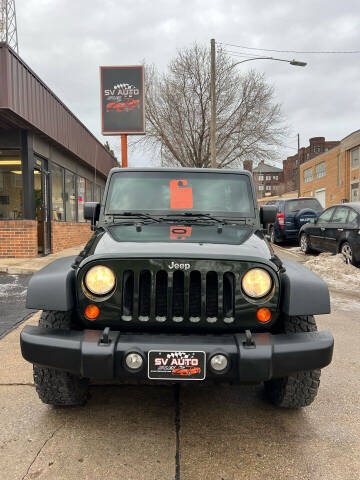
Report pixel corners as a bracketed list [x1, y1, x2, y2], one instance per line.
[341, 243, 353, 265]
[300, 234, 308, 253]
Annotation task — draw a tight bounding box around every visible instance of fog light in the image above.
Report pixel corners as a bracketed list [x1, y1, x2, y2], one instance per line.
[125, 353, 143, 370]
[210, 354, 228, 372]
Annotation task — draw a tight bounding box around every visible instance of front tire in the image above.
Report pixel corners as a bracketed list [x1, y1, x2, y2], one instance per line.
[33, 311, 89, 406]
[264, 315, 321, 408]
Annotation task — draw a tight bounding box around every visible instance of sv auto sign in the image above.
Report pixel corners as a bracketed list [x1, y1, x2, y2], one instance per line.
[100, 66, 145, 135]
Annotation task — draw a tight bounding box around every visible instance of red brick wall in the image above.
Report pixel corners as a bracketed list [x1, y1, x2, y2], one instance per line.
[0, 220, 38, 258]
[51, 222, 93, 253]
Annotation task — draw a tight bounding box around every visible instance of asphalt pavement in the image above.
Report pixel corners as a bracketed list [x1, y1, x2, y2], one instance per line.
[0, 273, 34, 338]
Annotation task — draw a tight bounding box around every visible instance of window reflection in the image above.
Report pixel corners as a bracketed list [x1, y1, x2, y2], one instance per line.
[51, 163, 64, 221]
[65, 170, 76, 222]
[0, 149, 23, 219]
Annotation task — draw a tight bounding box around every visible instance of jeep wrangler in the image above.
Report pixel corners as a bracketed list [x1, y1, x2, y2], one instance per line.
[21, 168, 333, 408]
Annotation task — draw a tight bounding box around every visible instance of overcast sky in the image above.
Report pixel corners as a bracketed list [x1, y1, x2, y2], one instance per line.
[17, 0, 360, 167]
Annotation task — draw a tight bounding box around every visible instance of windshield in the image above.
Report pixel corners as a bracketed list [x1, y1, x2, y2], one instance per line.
[105, 171, 255, 217]
[285, 198, 322, 214]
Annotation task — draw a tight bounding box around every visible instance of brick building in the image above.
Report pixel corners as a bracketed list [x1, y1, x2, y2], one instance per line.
[252, 162, 284, 199]
[0, 43, 117, 257]
[283, 137, 340, 193]
[300, 129, 360, 208]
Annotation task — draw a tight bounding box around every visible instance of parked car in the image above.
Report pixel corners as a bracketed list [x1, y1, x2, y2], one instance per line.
[299, 202, 360, 266]
[266, 197, 323, 244]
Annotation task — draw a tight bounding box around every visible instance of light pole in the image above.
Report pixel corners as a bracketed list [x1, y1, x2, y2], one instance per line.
[210, 40, 307, 168]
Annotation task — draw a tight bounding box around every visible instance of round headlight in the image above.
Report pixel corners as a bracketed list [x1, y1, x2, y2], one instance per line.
[242, 268, 272, 299]
[84, 265, 116, 296]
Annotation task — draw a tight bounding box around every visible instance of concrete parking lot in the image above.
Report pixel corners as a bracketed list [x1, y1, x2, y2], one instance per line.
[0, 251, 359, 480]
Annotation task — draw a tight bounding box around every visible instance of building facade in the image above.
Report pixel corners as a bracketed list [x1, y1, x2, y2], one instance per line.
[283, 137, 340, 193]
[300, 129, 360, 208]
[252, 162, 284, 199]
[0, 44, 117, 257]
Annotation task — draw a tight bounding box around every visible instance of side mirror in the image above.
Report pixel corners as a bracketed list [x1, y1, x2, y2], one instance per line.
[84, 202, 100, 230]
[260, 205, 277, 226]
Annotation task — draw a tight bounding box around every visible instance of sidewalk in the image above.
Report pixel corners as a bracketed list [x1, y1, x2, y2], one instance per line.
[0, 245, 85, 275]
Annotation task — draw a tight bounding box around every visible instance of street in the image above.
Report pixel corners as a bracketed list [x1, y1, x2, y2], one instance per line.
[0, 274, 34, 339]
[0, 248, 359, 480]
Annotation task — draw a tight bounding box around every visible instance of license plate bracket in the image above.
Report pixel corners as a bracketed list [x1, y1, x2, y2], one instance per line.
[148, 350, 206, 380]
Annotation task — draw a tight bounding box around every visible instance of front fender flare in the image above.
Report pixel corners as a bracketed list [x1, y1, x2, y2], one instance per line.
[280, 259, 330, 316]
[26, 256, 77, 311]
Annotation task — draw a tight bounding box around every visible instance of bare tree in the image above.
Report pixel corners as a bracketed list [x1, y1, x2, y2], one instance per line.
[137, 44, 287, 168]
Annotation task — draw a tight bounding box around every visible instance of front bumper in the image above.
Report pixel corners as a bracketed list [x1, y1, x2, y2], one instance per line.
[20, 326, 333, 383]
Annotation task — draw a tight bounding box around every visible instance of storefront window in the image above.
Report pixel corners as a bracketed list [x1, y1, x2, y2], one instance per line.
[51, 163, 64, 221]
[65, 170, 76, 222]
[94, 184, 102, 203]
[85, 179, 93, 202]
[77, 176, 85, 222]
[0, 150, 23, 219]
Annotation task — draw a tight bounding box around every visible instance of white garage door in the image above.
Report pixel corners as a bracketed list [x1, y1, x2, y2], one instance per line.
[315, 189, 326, 208]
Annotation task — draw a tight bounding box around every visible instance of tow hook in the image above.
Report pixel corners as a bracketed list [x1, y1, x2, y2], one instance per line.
[243, 329, 256, 349]
[99, 327, 111, 345]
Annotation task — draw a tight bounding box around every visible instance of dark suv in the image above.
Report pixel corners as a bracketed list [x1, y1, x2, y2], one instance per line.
[20, 168, 333, 409]
[267, 197, 323, 244]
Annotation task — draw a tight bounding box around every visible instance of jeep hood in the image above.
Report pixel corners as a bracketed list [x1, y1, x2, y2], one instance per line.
[80, 223, 275, 267]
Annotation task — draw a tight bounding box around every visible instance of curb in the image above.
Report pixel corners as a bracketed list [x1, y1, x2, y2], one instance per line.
[0, 310, 38, 340]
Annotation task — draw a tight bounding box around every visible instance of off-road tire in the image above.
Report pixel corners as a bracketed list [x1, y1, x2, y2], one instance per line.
[264, 315, 321, 408]
[33, 310, 89, 406]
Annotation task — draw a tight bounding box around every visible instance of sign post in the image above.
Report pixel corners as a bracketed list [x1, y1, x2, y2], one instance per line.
[121, 134, 128, 168]
[100, 66, 145, 167]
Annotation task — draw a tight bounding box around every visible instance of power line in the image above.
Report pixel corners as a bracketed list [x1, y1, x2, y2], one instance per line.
[225, 50, 269, 58]
[218, 42, 360, 54]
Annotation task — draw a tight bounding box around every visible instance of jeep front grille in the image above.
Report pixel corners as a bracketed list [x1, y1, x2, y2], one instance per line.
[120, 269, 235, 324]
[78, 258, 280, 329]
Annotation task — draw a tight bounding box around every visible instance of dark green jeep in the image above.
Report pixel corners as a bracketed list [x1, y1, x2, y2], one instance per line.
[21, 168, 333, 407]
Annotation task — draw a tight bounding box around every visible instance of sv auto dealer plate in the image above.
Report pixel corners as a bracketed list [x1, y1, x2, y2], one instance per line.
[148, 351, 206, 380]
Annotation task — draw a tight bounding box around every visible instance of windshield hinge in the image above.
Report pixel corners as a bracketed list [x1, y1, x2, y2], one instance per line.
[271, 255, 286, 273]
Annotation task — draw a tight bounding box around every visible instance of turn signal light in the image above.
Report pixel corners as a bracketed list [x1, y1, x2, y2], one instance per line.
[84, 304, 100, 320]
[256, 308, 271, 323]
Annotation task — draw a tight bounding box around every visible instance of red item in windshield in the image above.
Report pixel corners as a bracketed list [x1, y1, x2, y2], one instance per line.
[169, 180, 193, 209]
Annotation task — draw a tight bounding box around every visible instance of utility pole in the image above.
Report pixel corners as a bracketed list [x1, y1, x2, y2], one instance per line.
[0, 0, 18, 52]
[297, 133, 300, 197]
[210, 38, 216, 168]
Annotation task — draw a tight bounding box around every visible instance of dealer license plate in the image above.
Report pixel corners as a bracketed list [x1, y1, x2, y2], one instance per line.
[148, 351, 206, 380]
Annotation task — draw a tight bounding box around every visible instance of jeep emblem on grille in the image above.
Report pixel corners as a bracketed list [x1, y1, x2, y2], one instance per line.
[168, 261, 190, 270]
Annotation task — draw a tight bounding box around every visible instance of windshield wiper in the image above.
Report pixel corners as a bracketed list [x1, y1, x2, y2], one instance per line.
[112, 211, 162, 223]
[161, 212, 232, 225]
